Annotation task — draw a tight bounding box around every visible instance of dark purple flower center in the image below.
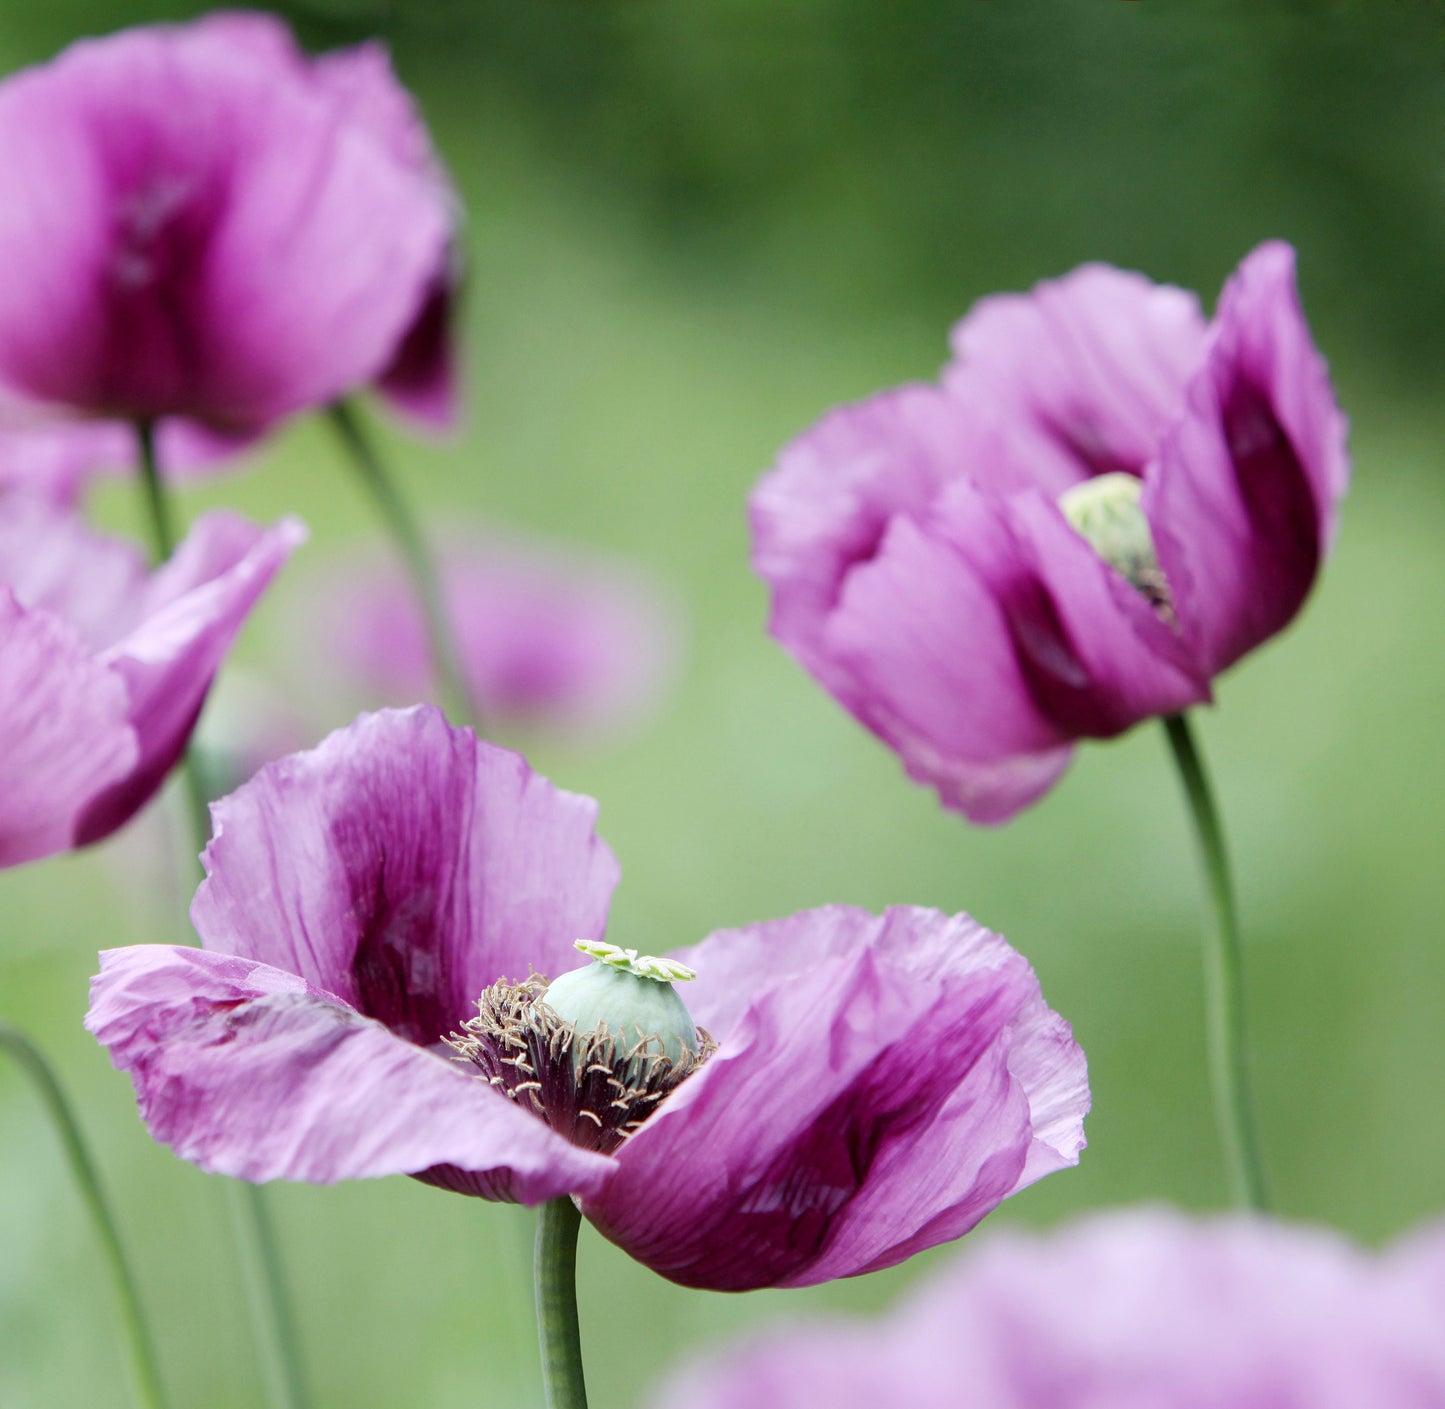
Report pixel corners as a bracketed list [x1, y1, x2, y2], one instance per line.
[447, 975, 716, 1155]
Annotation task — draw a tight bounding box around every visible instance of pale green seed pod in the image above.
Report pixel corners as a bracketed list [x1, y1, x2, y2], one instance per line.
[542, 940, 700, 1068]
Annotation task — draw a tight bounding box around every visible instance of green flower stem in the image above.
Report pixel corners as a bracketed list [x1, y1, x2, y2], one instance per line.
[132, 420, 313, 1409]
[225, 1181, 313, 1409]
[0, 1022, 169, 1409]
[1162, 711, 1270, 1212]
[134, 421, 212, 851]
[325, 399, 479, 730]
[535, 1197, 589, 1409]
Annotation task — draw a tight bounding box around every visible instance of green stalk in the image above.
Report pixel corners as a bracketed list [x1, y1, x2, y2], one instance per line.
[224, 1182, 312, 1409]
[0, 1022, 169, 1409]
[132, 420, 314, 1409]
[1162, 712, 1270, 1211]
[534, 1198, 589, 1409]
[325, 399, 479, 729]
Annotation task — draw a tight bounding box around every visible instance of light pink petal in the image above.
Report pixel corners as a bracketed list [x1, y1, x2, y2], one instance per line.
[75, 512, 305, 844]
[0, 591, 137, 867]
[655, 1210, 1445, 1409]
[1146, 242, 1350, 677]
[87, 945, 610, 1203]
[944, 263, 1209, 486]
[0, 495, 149, 647]
[191, 707, 619, 1049]
[585, 906, 1087, 1290]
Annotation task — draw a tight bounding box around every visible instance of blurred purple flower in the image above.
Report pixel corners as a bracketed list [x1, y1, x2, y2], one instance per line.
[0, 420, 253, 507]
[87, 707, 1088, 1291]
[312, 528, 680, 741]
[0, 13, 451, 436]
[751, 243, 1349, 823]
[0, 499, 303, 866]
[656, 1208, 1445, 1408]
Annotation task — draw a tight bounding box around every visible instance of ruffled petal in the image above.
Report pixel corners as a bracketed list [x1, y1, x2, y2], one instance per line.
[584, 906, 1087, 1290]
[1146, 242, 1350, 677]
[191, 707, 619, 1049]
[750, 385, 978, 695]
[0, 590, 137, 867]
[822, 502, 1074, 823]
[73, 513, 303, 845]
[0, 24, 448, 427]
[944, 262, 1208, 487]
[87, 945, 610, 1203]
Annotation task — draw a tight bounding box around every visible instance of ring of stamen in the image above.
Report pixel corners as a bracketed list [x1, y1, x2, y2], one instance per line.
[448, 975, 717, 1155]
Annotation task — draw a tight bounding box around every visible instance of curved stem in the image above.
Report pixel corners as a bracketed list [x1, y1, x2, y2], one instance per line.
[0, 1022, 169, 1409]
[534, 1197, 588, 1409]
[326, 399, 479, 730]
[131, 421, 313, 1409]
[1162, 712, 1270, 1211]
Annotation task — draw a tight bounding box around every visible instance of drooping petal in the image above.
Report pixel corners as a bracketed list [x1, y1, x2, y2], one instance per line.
[585, 906, 1087, 1290]
[191, 707, 619, 1049]
[750, 385, 975, 697]
[74, 513, 305, 845]
[0, 590, 137, 867]
[822, 503, 1074, 823]
[87, 945, 610, 1204]
[1146, 242, 1350, 678]
[944, 262, 1209, 487]
[0, 24, 448, 428]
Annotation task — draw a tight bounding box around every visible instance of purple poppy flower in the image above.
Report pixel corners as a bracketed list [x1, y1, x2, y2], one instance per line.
[751, 242, 1349, 823]
[86, 706, 1088, 1291]
[309, 527, 680, 740]
[0, 498, 304, 866]
[656, 1208, 1445, 1409]
[0, 14, 450, 435]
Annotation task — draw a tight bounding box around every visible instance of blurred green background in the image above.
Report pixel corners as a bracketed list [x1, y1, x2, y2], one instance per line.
[1, 1, 1441, 1405]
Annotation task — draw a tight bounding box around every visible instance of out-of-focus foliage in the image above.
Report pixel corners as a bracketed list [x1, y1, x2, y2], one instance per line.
[0, 3, 1440, 1408]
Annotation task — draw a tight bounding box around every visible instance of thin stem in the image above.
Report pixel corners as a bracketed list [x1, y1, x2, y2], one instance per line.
[534, 1197, 588, 1409]
[326, 399, 479, 729]
[135, 421, 176, 561]
[0, 1022, 169, 1409]
[1162, 712, 1270, 1211]
[225, 1183, 313, 1409]
[134, 422, 212, 851]
[131, 421, 313, 1409]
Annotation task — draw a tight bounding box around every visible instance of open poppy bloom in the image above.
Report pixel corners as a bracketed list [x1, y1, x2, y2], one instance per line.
[0, 499, 303, 866]
[655, 1208, 1445, 1408]
[87, 707, 1088, 1291]
[0, 13, 451, 435]
[750, 242, 1349, 823]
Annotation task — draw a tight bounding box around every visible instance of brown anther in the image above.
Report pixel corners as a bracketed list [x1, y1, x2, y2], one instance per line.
[447, 974, 717, 1155]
